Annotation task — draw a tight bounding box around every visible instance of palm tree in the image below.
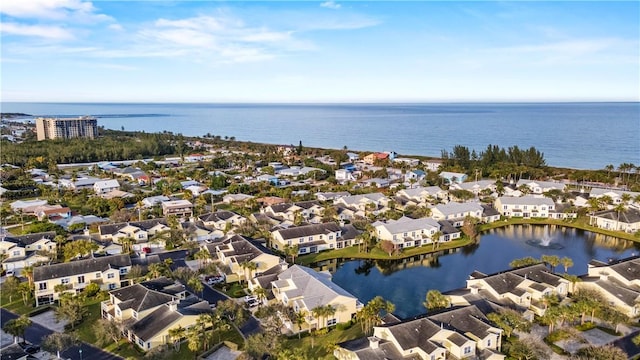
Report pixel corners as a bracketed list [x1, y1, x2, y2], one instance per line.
[560, 256, 574, 273]
[188, 276, 204, 298]
[168, 325, 186, 351]
[253, 287, 267, 306]
[614, 202, 627, 230]
[194, 249, 211, 270]
[431, 231, 443, 250]
[21, 266, 34, 287]
[284, 244, 299, 264]
[240, 261, 258, 284]
[424, 289, 449, 311]
[120, 237, 134, 255]
[605, 164, 614, 180]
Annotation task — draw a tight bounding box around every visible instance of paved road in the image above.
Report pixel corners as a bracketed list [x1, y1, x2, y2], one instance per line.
[1, 308, 122, 360]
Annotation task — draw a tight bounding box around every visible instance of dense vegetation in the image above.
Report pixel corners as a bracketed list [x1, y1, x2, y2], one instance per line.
[0, 130, 179, 166]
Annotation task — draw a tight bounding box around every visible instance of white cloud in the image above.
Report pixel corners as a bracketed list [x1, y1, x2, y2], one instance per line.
[108, 23, 123, 31]
[1, 22, 73, 40]
[1, 0, 113, 23]
[320, 1, 341, 10]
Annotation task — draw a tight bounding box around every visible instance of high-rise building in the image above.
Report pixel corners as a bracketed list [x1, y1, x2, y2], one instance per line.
[35, 116, 98, 141]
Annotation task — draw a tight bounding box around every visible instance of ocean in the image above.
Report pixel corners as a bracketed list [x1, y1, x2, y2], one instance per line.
[1, 102, 638, 170]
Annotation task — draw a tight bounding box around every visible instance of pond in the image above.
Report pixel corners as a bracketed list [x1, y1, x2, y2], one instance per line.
[313, 225, 640, 319]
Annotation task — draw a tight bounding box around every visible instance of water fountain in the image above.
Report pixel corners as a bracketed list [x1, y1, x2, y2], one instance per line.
[525, 225, 565, 249]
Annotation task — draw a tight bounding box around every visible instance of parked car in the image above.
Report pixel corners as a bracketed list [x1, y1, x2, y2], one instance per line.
[206, 275, 225, 285]
[19, 342, 40, 354]
[5, 269, 14, 277]
[244, 295, 258, 303]
[141, 247, 152, 254]
[246, 299, 260, 308]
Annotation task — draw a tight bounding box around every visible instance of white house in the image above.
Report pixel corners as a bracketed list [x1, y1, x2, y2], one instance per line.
[94, 179, 120, 195]
[373, 216, 442, 249]
[494, 196, 555, 218]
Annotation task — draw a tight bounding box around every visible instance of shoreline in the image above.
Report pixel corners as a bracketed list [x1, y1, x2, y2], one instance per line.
[296, 218, 640, 266]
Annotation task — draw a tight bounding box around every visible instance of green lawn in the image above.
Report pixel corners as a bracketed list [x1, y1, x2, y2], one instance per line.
[297, 238, 473, 266]
[73, 301, 103, 343]
[0, 283, 36, 315]
[282, 323, 364, 359]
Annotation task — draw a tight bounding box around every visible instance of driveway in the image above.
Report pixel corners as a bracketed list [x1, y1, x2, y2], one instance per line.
[1, 308, 122, 360]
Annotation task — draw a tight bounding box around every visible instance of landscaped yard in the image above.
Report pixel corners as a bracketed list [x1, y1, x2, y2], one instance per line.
[297, 237, 473, 266]
[282, 323, 365, 359]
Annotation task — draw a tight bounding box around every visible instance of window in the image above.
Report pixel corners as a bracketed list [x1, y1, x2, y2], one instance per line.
[96, 272, 101, 278]
[337, 242, 343, 249]
[308, 236, 313, 241]
[403, 232, 407, 237]
[326, 318, 337, 326]
[39, 283, 47, 290]
[107, 273, 115, 279]
[132, 311, 138, 319]
[329, 235, 333, 240]
[487, 339, 491, 347]
[319, 235, 323, 240]
[503, 205, 508, 210]
[524, 206, 528, 210]
[109, 283, 117, 290]
[119, 268, 128, 275]
[464, 346, 472, 354]
[37, 245, 42, 250]
[329, 244, 334, 248]
[299, 238, 304, 243]
[116, 309, 121, 316]
[138, 339, 144, 346]
[77, 276, 85, 284]
[61, 278, 70, 284]
[12, 250, 20, 256]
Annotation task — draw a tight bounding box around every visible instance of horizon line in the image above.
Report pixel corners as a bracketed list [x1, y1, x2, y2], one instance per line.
[2, 100, 639, 105]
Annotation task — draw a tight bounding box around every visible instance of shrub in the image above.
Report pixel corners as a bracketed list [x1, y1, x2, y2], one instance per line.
[335, 321, 353, 331]
[83, 283, 101, 298]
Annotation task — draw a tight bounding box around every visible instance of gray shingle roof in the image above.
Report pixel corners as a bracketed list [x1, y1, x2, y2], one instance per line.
[275, 222, 342, 240]
[34, 254, 131, 281]
[110, 283, 175, 312]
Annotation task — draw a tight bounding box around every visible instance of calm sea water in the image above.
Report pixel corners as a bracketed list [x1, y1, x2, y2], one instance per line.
[1, 102, 638, 170]
[322, 225, 640, 318]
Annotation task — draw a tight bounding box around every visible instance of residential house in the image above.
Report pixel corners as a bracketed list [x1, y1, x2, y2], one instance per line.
[198, 210, 246, 231]
[590, 188, 640, 206]
[212, 235, 285, 284]
[494, 196, 556, 218]
[271, 222, 360, 254]
[223, 193, 254, 204]
[439, 171, 468, 184]
[126, 298, 212, 351]
[0, 231, 56, 273]
[271, 265, 361, 332]
[9, 199, 48, 214]
[99, 219, 169, 244]
[363, 152, 390, 165]
[361, 178, 391, 188]
[334, 193, 389, 215]
[577, 256, 640, 317]
[101, 277, 185, 322]
[181, 221, 223, 242]
[516, 180, 566, 194]
[465, 263, 569, 316]
[315, 192, 350, 202]
[336, 305, 503, 360]
[263, 201, 324, 223]
[93, 179, 120, 195]
[431, 201, 486, 227]
[33, 254, 132, 306]
[424, 160, 443, 172]
[451, 180, 497, 196]
[346, 152, 359, 162]
[396, 186, 445, 205]
[589, 208, 640, 233]
[141, 195, 170, 208]
[373, 217, 441, 250]
[404, 170, 426, 184]
[335, 169, 357, 182]
[59, 175, 101, 191]
[277, 166, 325, 178]
[161, 200, 193, 218]
[394, 157, 421, 167]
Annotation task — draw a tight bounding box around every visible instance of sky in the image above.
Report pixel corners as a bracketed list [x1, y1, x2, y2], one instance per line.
[1, 1, 639, 102]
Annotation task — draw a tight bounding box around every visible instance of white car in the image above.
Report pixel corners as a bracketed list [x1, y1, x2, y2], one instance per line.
[244, 295, 258, 303]
[5, 270, 14, 277]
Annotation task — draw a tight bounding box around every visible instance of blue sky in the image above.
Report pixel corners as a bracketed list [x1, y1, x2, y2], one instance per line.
[1, 1, 638, 102]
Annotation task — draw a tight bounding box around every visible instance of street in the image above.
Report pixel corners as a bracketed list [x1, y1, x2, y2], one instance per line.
[1, 308, 122, 360]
